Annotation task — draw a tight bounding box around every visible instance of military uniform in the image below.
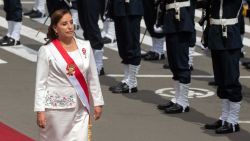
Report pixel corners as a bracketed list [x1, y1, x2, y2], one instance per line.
[77, 0, 105, 75]
[109, 0, 143, 93]
[157, 0, 195, 114]
[203, 0, 242, 134]
[0, 0, 22, 46]
[142, 0, 166, 61]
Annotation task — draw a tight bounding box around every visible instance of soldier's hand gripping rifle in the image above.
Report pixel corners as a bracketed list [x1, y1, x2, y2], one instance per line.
[154, 0, 167, 33]
[103, 0, 113, 21]
[196, 0, 211, 48]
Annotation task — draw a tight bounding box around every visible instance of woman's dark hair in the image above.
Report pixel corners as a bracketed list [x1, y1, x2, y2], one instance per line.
[45, 9, 72, 44]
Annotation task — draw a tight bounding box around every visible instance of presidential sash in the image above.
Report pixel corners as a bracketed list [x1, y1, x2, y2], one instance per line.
[48, 39, 90, 112]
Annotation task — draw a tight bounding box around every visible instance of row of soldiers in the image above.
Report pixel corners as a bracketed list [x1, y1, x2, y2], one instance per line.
[0, 0, 248, 135]
[107, 0, 246, 135]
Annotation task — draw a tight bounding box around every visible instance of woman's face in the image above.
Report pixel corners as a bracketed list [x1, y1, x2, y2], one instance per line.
[53, 13, 74, 39]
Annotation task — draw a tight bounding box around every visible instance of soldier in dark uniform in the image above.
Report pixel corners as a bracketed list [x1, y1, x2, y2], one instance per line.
[241, 0, 250, 69]
[77, 0, 105, 76]
[142, 0, 166, 61]
[108, 0, 143, 93]
[202, 0, 242, 134]
[157, 0, 196, 114]
[0, 0, 22, 46]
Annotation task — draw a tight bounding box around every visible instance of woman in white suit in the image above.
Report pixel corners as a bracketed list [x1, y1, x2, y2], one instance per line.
[34, 9, 104, 141]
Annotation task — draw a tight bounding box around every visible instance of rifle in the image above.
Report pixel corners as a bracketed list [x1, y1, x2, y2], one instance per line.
[154, 0, 167, 33]
[197, 0, 211, 48]
[103, 0, 113, 21]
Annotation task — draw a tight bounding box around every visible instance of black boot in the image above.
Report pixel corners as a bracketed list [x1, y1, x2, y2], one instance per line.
[143, 51, 165, 61]
[208, 81, 218, 86]
[99, 67, 105, 76]
[29, 10, 45, 18]
[0, 36, 9, 43]
[164, 103, 190, 114]
[204, 120, 223, 130]
[23, 9, 36, 16]
[157, 100, 175, 110]
[245, 63, 250, 69]
[111, 83, 137, 93]
[215, 123, 240, 134]
[190, 65, 194, 71]
[0, 37, 20, 46]
[109, 82, 124, 91]
[163, 63, 170, 69]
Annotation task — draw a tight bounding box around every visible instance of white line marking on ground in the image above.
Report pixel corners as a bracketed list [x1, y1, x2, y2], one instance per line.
[0, 45, 37, 62]
[0, 58, 7, 64]
[21, 1, 35, 4]
[239, 121, 250, 124]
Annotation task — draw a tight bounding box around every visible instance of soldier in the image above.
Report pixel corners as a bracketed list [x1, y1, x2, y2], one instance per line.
[77, 0, 105, 76]
[108, 0, 143, 93]
[202, 0, 242, 134]
[142, 0, 166, 61]
[157, 0, 196, 114]
[241, 0, 250, 69]
[0, 0, 22, 46]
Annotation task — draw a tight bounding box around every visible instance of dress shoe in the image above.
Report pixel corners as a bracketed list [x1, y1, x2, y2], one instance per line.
[109, 82, 124, 91]
[0, 37, 20, 46]
[241, 61, 250, 67]
[164, 103, 190, 114]
[190, 65, 194, 71]
[240, 52, 245, 58]
[23, 9, 36, 16]
[215, 123, 240, 134]
[157, 101, 174, 110]
[208, 81, 218, 86]
[99, 67, 105, 76]
[0, 36, 9, 43]
[245, 63, 250, 69]
[163, 63, 170, 69]
[143, 51, 165, 61]
[241, 61, 250, 69]
[29, 10, 45, 18]
[204, 120, 223, 130]
[102, 36, 116, 44]
[111, 83, 137, 93]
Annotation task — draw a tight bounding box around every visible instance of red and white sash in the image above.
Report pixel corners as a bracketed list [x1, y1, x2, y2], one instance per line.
[48, 39, 90, 112]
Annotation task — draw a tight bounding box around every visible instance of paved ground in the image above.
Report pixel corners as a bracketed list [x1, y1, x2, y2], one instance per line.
[0, 0, 250, 141]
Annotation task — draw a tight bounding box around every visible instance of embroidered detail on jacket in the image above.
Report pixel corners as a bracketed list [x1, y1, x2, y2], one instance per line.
[45, 92, 76, 108]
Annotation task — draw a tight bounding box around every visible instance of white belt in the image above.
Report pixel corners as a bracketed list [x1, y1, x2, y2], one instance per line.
[210, 18, 238, 38]
[210, 18, 238, 26]
[165, 1, 190, 10]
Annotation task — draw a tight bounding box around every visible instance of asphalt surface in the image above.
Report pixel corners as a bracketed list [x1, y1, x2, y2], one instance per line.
[0, 1, 250, 141]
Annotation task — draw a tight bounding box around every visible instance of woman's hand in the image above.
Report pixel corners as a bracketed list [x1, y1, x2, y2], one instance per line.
[94, 106, 103, 121]
[37, 111, 46, 128]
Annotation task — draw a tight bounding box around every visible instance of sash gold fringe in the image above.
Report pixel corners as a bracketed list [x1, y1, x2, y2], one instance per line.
[88, 117, 92, 141]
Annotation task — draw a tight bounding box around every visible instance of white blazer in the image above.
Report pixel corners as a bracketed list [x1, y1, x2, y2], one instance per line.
[34, 38, 104, 111]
